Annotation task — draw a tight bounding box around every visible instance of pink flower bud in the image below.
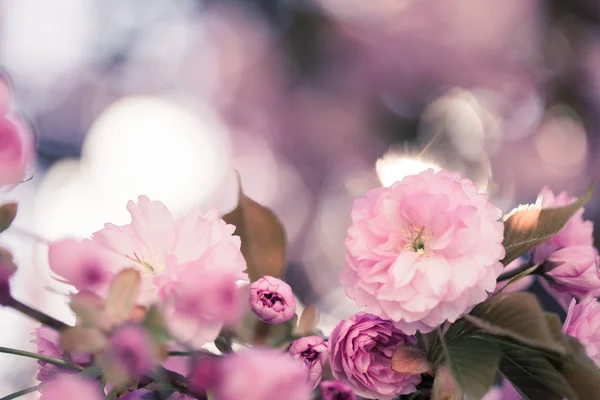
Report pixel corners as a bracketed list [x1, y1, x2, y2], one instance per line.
[320, 381, 357, 400]
[563, 296, 600, 367]
[289, 336, 328, 389]
[106, 325, 158, 380]
[39, 375, 103, 400]
[542, 245, 600, 299]
[0, 117, 34, 187]
[249, 276, 296, 324]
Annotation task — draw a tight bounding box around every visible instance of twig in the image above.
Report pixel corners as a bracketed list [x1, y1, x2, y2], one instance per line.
[0, 346, 82, 371]
[496, 260, 535, 282]
[7, 298, 70, 331]
[0, 384, 42, 400]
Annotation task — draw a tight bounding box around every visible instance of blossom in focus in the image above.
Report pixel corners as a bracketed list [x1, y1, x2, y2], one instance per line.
[329, 313, 421, 400]
[214, 348, 312, 400]
[289, 336, 328, 389]
[320, 381, 357, 400]
[0, 256, 16, 305]
[532, 188, 600, 304]
[104, 325, 159, 381]
[48, 239, 118, 292]
[39, 375, 103, 400]
[342, 169, 504, 334]
[92, 197, 247, 304]
[0, 116, 34, 187]
[563, 296, 600, 367]
[249, 276, 296, 324]
[32, 326, 91, 383]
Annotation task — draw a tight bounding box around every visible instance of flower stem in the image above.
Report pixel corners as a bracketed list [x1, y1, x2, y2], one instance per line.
[496, 260, 535, 282]
[7, 298, 70, 331]
[0, 346, 82, 371]
[0, 385, 42, 400]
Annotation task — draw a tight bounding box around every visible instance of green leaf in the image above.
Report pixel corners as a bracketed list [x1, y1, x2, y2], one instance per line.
[69, 291, 110, 330]
[559, 336, 600, 400]
[105, 268, 141, 325]
[467, 292, 565, 356]
[392, 345, 431, 374]
[142, 305, 170, 343]
[0, 203, 17, 234]
[499, 343, 576, 400]
[501, 183, 593, 265]
[434, 332, 501, 400]
[222, 172, 287, 281]
[432, 366, 463, 400]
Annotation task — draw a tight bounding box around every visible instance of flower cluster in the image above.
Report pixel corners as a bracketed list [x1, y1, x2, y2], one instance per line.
[1, 159, 600, 400]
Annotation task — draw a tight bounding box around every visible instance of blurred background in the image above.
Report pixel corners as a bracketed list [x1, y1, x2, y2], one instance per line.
[1, 0, 600, 396]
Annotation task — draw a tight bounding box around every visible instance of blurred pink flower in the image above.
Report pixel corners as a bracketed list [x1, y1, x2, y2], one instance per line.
[342, 169, 504, 334]
[214, 348, 312, 400]
[329, 313, 421, 400]
[289, 336, 328, 389]
[532, 188, 600, 306]
[32, 326, 91, 383]
[320, 381, 357, 400]
[188, 356, 220, 394]
[91, 197, 247, 305]
[563, 297, 600, 367]
[48, 239, 118, 292]
[0, 117, 34, 187]
[106, 325, 159, 380]
[248, 276, 296, 324]
[39, 375, 103, 400]
[162, 259, 244, 347]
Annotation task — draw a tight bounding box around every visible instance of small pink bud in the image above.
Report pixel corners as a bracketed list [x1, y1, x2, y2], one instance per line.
[320, 381, 357, 400]
[249, 276, 296, 324]
[289, 336, 328, 389]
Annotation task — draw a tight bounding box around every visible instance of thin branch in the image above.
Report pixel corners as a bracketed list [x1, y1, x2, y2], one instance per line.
[7, 298, 70, 331]
[0, 384, 42, 400]
[496, 260, 535, 282]
[0, 346, 82, 371]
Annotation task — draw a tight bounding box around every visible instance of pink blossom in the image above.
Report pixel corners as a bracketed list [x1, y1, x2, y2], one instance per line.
[106, 325, 159, 380]
[48, 239, 117, 292]
[39, 375, 103, 400]
[92, 197, 247, 305]
[32, 326, 91, 383]
[342, 169, 504, 334]
[0, 116, 34, 187]
[563, 296, 600, 367]
[214, 348, 312, 400]
[320, 381, 357, 400]
[289, 336, 328, 389]
[329, 313, 421, 400]
[248, 276, 296, 324]
[531, 188, 600, 305]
